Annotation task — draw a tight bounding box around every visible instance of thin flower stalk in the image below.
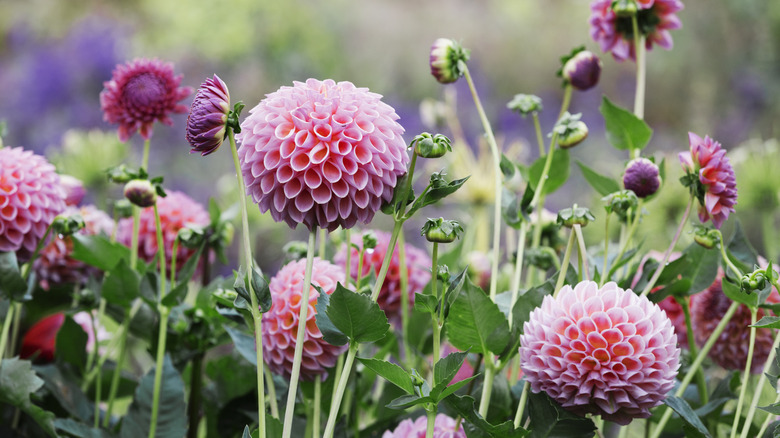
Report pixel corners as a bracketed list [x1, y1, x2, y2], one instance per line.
[679, 297, 708, 405]
[640, 196, 694, 297]
[398, 230, 413, 367]
[573, 224, 590, 281]
[148, 203, 169, 438]
[730, 307, 757, 438]
[632, 15, 647, 124]
[743, 330, 780, 438]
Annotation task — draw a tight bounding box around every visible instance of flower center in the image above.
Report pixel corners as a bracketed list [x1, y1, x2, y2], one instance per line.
[124, 73, 166, 107]
[615, 8, 662, 39]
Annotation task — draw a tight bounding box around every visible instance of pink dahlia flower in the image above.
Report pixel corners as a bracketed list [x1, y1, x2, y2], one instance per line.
[186, 74, 230, 156]
[34, 205, 115, 290]
[690, 270, 779, 373]
[679, 133, 737, 229]
[520, 281, 680, 425]
[589, 0, 683, 62]
[333, 230, 431, 323]
[262, 257, 347, 380]
[60, 175, 86, 206]
[117, 191, 210, 275]
[237, 78, 409, 232]
[382, 413, 466, 438]
[100, 58, 193, 142]
[0, 147, 66, 258]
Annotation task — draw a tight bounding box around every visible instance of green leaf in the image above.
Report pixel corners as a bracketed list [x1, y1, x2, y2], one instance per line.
[314, 291, 348, 346]
[265, 415, 282, 437]
[443, 394, 529, 437]
[55, 316, 89, 374]
[445, 277, 510, 355]
[208, 198, 221, 224]
[36, 365, 94, 423]
[413, 293, 438, 315]
[529, 149, 570, 195]
[433, 375, 478, 402]
[722, 276, 758, 308]
[0, 357, 58, 437]
[727, 221, 759, 273]
[120, 355, 187, 438]
[71, 233, 131, 272]
[386, 394, 433, 410]
[576, 161, 621, 196]
[102, 261, 141, 308]
[527, 391, 597, 438]
[0, 251, 27, 300]
[356, 358, 414, 394]
[406, 175, 470, 217]
[500, 153, 517, 179]
[251, 264, 271, 313]
[434, 351, 468, 389]
[599, 96, 653, 152]
[175, 243, 204, 286]
[324, 283, 389, 344]
[664, 396, 712, 437]
[683, 244, 721, 295]
[224, 325, 258, 366]
[161, 283, 189, 308]
[753, 316, 780, 329]
[54, 419, 113, 438]
[502, 187, 524, 229]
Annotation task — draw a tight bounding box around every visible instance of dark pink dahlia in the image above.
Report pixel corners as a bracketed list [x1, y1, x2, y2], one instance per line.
[679, 133, 737, 229]
[589, 0, 683, 62]
[333, 230, 431, 323]
[262, 257, 347, 380]
[0, 147, 66, 258]
[236, 79, 409, 232]
[186, 75, 231, 156]
[520, 281, 680, 425]
[381, 414, 466, 438]
[100, 58, 193, 142]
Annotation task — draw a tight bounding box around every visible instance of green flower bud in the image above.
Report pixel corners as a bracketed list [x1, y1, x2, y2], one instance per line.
[526, 247, 558, 271]
[282, 240, 308, 262]
[178, 225, 206, 248]
[123, 179, 157, 208]
[429, 38, 470, 84]
[692, 225, 720, 250]
[556, 205, 596, 228]
[410, 132, 452, 159]
[410, 369, 426, 388]
[422, 217, 464, 243]
[552, 112, 588, 149]
[602, 190, 639, 222]
[741, 267, 769, 295]
[52, 213, 86, 236]
[507, 94, 543, 117]
[362, 231, 378, 250]
[106, 164, 136, 184]
[612, 0, 638, 16]
[113, 199, 134, 219]
[437, 265, 451, 284]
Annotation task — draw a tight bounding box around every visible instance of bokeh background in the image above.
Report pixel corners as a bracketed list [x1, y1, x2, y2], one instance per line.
[2, 0, 779, 269]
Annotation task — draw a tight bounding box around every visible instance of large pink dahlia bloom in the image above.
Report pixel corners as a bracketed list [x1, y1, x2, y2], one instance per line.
[100, 58, 193, 142]
[589, 0, 683, 62]
[679, 133, 737, 229]
[237, 78, 409, 232]
[382, 413, 466, 438]
[333, 230, 431, 323]
[520, 281, 680, 425]
[262, 257, 347, 380]
[0, 147, 66, 257]
[117, 191, 209, 274]
[34, 205, 115, 290]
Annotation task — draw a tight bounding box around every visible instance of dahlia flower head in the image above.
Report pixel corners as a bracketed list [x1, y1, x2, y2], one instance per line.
[334, 230, 431, 323]
[100, 58, 193, 142]
[691, 269, 779, 373]
[117, 191, 210, 274]
[589, 0, 683, 62]
[0, 147, 66, 258]
[262, 257, 347, 380]
[237, 78, 409, 232]
[34, 205, 115, 290]
[520, 281, 680, 425]
[680, 132, 737, 229]
[186, 74, 230, 156]
[382, 413, 466, 438]
[631, 251, 688, 348]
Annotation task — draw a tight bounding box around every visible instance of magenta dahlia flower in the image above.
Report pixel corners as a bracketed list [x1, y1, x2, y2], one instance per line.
[100, 58, 193, 142]
[117, 191, 210, 274]
[679, 133, 737, 229]
[236, 78, 409, 232]
[34, 205, 115, 290]
[520, 281, 680, 425]
[0, 147, 66, 258]
[333, 230, 431, 323]
[262, 257, 347, 380]
[186, 75, 231, 156]
[589, 0, 683, 62]
[382, 413, 466, 438]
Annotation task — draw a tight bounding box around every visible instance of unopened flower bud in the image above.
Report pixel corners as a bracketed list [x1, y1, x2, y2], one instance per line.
[282, 240, 308, 261]
[526, 247, 558, 271]
[124, 179, 157, 208]
[52, 213, 85, 236]
[741, 267, 769, 295]
[411, 369, 426, 388]
[623, 158, 661, 198]
[178, 225, 205, 248]
[429, 38, 469, 84]
[362, 231, 378, 250]
[552, 113, 588, 149]
[411, 132, 452, 159]
[113, 199, 134, 219]
[437, 265, 451, 284]
[213, 287, 239, 307]
[602, 190, 639, 222]
[507, 94, 543, 117]
[107, 164, 135, 184]
[422, 217, 464, 243]
[557, 205, 595, 228]
[562, 50, 602, 91]
[692, 225, 720, 250]
[60, 175, 86, 206]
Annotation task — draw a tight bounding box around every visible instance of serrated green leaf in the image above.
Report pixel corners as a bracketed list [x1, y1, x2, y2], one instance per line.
[443, 393, 529, 437]
[445, 277, 510, 355]
[386, 394, 433, 410]
[0, 251, 27, 300]
[599, 96, 653, 151]
[314, 291, 348, 346]
[325, 283, 389, 344]
[684, 244, 722, 294]
[753, 316, 780, 329]
[161, 283, 189, 308]
[529, 150, 570, 195]
[71, 233, 131, 272]
[413, 293, 438, 315]
[357, 358, 414, 394]
[664, 396, 712, 437]
[727, 221, 759, 273]
[433, 375, 478, 402]
[434, 351, 468, 389]
[251, 265, 271, 313]
[0, 357, 58, 437]
[576, 161, 621, 196]
[406, 176, 470, 217]
[528, 391, 596, 438]
[500, 154, 517, 179]
[722, 276, 757, 308]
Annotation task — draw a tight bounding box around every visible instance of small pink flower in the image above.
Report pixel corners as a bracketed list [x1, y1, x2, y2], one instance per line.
[0, 147, 66, 258]
[262, 258, 347, 380]
[333, 230, 431, 323]
[679, 133, 738, 229]
[520, 281, 680, 425]
[237, 79, 409, 232]
[100, 58, 193, 142]
[186, 74, 231, 156]
[382, 413, 466, 438]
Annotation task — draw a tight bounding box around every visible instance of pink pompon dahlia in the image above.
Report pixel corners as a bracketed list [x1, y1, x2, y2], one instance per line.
[0, 147, 66, 258]
[382, 413, 466, 438]
[237, 78, 409, 232]
[589, 0, 683, 62]
[117, 191, 210, 274]
[262, 257, 347, 380]
[34, 205, 115, 290]
[679, 133, 737, 229]
[100, 58, 193, 142]
[520, 281, 680, 425]
[186, 74, 231, 156]
[333, 230, 431, 323]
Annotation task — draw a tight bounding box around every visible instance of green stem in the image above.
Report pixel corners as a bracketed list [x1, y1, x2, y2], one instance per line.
[141, 138, 151, 171]
[281, 229, 317, 438]
[0, 302, 16, 366]
[313, 376, 321, 438]
[478, 364, 496, 417]
[399, 230, 412, 368]
[679, 296, 708, 405]
[104, 308, 130, 427]
[532, 113, 545, 157]
[508, 222, 529, 322]
[264, 365, 279, 419]
[650, 301, 740, 438]
[762, 213, 777, 261]
[319, 228, 327, 259]
[7, 302, 21, 365]
[187, 353, 204, 438]
[369, 221, 404, 302]
[601, 213, 611, 287]
[431, 240, 441, 394]
[513, 381, 530, 428]
[717, 233, 743, 278]
[344, 229, 352, 288]
[632, 14, 647, 123]
[740, 329, 780, 438]
[558, 85, 573, 122]
[171, 236, 179, 286]
[21, 224, 52, 280]
[730, 308, 757, 438]
[640, 196, 694, 297]
[426, 408, 436, 438]
[148, 203, 169, 438]
[554, 231, 577, 297]
[607, 202, 643, 280]
[93, 361, 102, 428]
[323, 342, 359, 438]
[396, 153, 417, 222]
[330, 355, 344, 407]
[355, 248, 365, 289]
[573, 224, 589, 281]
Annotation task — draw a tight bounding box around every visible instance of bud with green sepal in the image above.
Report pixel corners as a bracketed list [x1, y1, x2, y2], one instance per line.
[551, 112, 588, 149]
[112, 199, 134, 219]
[557, 205, 596, 228]
[612, 0, 638, 16]
[558, 46, 602, 91]
[362, 231, 378, 250]
[525, 247, 559, 271]
[740, 267, 767, 295]
[106, 163, 137, 184]
[507, 94, 543, 118]
[429, 38, 470, 84]
[437, 265, 451, 284]
[123, 179, 157, 208]
[602, 190, 639, 222]
[52, 213, 86, 237]
[692, 225, 720, 250]
[410, 132, 452, 159]
[282, 241, 309, 262]
[422, 218, 464, 243]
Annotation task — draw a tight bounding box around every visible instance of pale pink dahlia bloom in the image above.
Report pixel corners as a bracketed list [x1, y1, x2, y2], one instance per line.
[186, 74, 230, 156]
[679, 133, 737, 229]
[117, 191, 210, 274]
[382, 413, 466, 438]
[262, 257, 347, 380]
[237, 78, 409, 232]
[333, 230, 431, 323]
[589, 0, 683, 62]
[0, 147, 66, 257]
[100, 58, 193, 142]
[520, 281, 680, 425]
[34, 205, 115, 290]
